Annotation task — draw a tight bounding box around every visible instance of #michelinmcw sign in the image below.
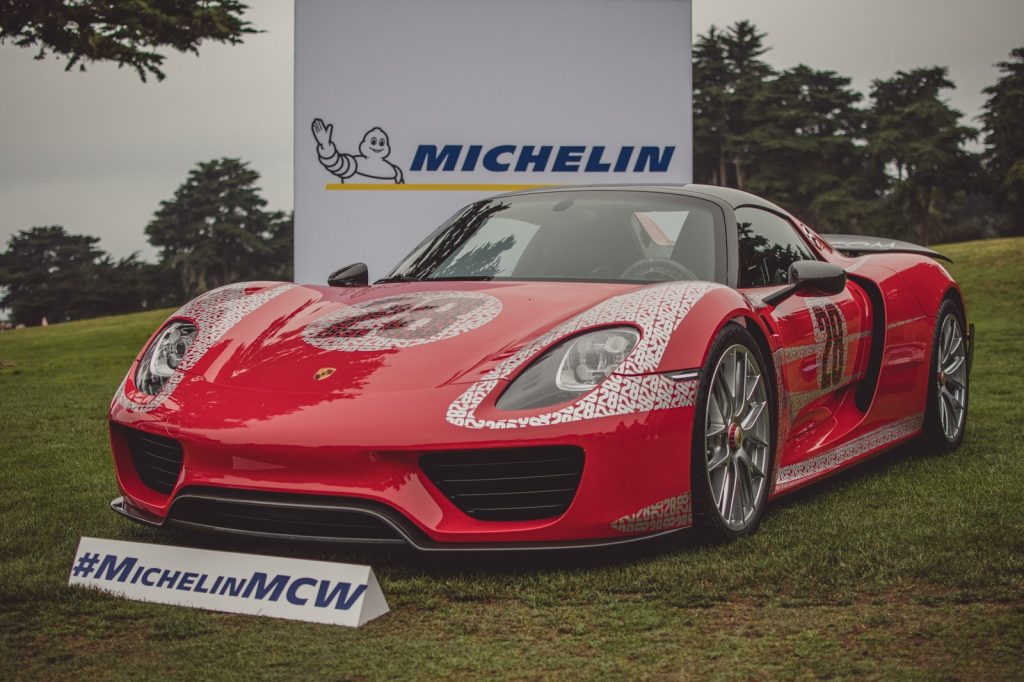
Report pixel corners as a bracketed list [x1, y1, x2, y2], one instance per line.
[294, 0, 693, 283]
[69, 537, 389, 626]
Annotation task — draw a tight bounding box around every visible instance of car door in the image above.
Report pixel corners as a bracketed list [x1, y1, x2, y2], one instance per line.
[735, 206, 872, 441]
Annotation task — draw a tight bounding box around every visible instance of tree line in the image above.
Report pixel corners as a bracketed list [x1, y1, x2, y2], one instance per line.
[1, 20, 1021, 327]
[694, 21, 1023, 246]
[0, 159, 292, 326]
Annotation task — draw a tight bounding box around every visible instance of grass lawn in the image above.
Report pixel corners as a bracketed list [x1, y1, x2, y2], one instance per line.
[1, 237, 1022, 680]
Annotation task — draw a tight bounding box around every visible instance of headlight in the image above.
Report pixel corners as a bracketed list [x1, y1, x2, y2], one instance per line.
[134, 321, 198, 395]
[496, 327, 640, 411]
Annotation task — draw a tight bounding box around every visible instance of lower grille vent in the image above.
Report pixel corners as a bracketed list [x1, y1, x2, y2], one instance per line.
[420, 446, 585, 521]
[169, 492, 404, 543]
[125, 428, 183, 494]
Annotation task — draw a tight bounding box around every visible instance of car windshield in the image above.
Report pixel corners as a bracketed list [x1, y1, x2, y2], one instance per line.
[385, 190, 725, 284]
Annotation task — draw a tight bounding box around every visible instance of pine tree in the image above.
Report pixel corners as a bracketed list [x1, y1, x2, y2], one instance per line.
[867, 68, 977, 244]
[693, 26, 730, 185]
[145, 158, 292, 299]
[692, 21, 774, 188]
[0, 0, 254, 81]
[981, 47, 1024, 234]
[744, 65, 875, 230]
[720, 20, 774, 190]
[1, 227, 99, 324]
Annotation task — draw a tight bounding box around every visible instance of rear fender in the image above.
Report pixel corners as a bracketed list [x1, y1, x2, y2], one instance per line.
[893, 258, 964, 320]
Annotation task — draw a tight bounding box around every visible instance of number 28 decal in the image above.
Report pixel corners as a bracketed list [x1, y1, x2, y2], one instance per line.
[302, 291, 502, 352]
[808, 300, 846, 389]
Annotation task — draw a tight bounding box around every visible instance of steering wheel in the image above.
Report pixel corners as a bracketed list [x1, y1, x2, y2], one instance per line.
[621, 258, 698, 282]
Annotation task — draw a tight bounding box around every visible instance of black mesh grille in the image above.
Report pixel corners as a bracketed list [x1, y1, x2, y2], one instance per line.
[420, 447, 585, 521]
[168, 492, 404, 543]
[125, 428, 183, 494]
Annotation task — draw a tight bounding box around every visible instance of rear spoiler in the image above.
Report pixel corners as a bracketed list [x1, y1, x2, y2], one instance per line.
[821, 234, 952, 263]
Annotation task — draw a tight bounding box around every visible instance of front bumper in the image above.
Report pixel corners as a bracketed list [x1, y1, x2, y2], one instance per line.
[108, 380, 698, 549]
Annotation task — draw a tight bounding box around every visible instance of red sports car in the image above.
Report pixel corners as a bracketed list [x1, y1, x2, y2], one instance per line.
[109, 185, 973, 549]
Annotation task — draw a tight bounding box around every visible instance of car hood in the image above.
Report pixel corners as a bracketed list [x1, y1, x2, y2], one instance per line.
[179, 280, 650, 398]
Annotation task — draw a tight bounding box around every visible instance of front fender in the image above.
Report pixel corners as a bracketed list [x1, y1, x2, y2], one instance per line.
[657, 286, 775, 373]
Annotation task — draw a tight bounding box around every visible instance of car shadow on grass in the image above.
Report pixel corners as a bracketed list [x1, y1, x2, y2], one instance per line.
[118, 437, 950, 578]
[150, 524, 699, 577]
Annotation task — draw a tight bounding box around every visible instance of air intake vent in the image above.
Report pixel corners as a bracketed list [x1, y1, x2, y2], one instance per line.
[125, 428, 183, 494]
[168, 491, 404, 543]
[420, 447, 585, 521]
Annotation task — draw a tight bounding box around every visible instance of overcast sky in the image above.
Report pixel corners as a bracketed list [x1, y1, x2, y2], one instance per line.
[1, 0, 1021, 261]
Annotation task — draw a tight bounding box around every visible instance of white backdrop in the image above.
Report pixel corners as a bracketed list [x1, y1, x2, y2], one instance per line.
[294, 0, 692, 284]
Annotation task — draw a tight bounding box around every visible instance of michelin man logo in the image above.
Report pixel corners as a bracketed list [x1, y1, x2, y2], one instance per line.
[311, 118, 405, 184]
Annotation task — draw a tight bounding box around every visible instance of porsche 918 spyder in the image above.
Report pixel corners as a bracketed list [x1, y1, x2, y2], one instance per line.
[109, 185, 973, 549]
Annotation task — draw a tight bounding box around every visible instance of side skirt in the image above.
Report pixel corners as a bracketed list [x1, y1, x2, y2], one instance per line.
[771, 413, 924, 495]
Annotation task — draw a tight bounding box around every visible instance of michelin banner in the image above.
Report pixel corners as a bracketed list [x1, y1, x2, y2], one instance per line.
[295, 0, 693, 283]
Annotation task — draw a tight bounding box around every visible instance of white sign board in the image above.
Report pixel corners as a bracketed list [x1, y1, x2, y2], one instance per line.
[69, 537, 389, 627]
[294, 0, 693, 283]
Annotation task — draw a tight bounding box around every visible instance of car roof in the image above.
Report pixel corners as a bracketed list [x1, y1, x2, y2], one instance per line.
[490, 183, 788, 215]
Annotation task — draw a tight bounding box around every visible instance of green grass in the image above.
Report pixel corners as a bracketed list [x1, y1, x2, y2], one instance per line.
[2, 238, 1023, 680]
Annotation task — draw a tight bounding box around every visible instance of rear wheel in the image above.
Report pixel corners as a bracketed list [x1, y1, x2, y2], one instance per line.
[923, 300, 969, 452]
[691, 324, 776, 540]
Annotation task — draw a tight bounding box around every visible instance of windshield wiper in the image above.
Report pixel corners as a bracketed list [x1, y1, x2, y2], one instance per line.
[375, 274, 496, 284]
[374, 274, 422, 284]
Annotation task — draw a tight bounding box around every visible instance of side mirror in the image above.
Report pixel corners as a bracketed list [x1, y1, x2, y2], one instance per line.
[327, 263, 368, 287]
[760, 260, 846, 306]
[789, 260, 846, 296]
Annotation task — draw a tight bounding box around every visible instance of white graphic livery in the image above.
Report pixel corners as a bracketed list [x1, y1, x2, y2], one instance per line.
[302, 291, 502, 352]
[446, 282, 716, 429]
[611, 493, 692, 533]
[116, 283, 296, 412]
[774, 413, 924, 489]
[886, 314, 926, 330]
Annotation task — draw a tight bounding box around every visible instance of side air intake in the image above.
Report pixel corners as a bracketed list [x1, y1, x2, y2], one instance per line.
[124, 428, 184, 494]
[420, 447, 585, 521]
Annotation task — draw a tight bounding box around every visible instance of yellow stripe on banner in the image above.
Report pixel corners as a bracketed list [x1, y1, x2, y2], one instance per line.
[324, 183, 558, 191]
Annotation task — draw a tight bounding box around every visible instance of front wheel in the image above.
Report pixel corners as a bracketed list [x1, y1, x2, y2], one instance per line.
[690, 324, 776, 540]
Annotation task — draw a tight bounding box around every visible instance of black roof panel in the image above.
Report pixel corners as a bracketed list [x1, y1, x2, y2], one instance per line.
[491, 183, 788, 214]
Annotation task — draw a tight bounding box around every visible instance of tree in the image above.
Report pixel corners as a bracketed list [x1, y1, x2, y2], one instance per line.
[95, 252, 182, 312]
[692, 26, 730, 185]
[867, 67, 978, 245]
[0, 226, 102, 325]
[692, 21, 775, 188]
[0, 226, 139, 325]
[720, 20, 775, 190]
[690, 23, 1004, 243]
[743, 65, 877, 231]
[265, 211, 294, 282]
[0, 0, 255, 81]
[981, 46, 1024, 234]
[146, 158, 292, 299]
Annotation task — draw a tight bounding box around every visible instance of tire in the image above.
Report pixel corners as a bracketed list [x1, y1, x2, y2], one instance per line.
[922, 299, 969, 452]
[690, 323, 777, 541]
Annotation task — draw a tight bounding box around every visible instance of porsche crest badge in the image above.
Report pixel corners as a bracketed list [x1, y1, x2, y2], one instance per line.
[314, 367, 336, 381]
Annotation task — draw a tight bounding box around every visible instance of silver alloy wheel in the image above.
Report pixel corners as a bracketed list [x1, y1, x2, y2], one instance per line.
[936, 314, 968, 441]
[704, 344, 771, 531]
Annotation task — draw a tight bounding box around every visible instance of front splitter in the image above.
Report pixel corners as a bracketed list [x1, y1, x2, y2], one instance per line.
[110, 495, 685, 553]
